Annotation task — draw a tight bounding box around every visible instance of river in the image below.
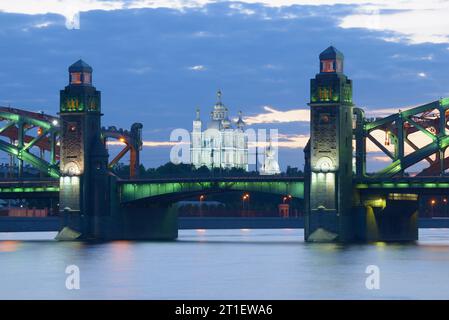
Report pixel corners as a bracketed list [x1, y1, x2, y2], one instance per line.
[0, 229, 448, 299]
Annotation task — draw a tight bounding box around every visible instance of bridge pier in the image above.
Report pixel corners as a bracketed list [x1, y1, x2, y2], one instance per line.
[119, 203, 178, 240]
[354, 193, 418, 242]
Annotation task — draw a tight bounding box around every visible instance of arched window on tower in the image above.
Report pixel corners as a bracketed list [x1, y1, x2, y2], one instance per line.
[321, 60, 335, 73]
[70, 72, 92, 85]
[70, 72, 82, 84]
[83, 72, 91, 84]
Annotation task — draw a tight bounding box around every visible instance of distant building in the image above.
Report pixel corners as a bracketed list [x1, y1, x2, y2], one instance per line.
[191, 91, 248, 170]
[260, 138, 281, 175]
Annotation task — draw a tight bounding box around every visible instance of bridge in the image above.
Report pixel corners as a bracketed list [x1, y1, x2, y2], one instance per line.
[0, 176, 304, 200]
[119, 176, 303, 203]
[1, 48, 449, 242]
[5, 176, 449, 199]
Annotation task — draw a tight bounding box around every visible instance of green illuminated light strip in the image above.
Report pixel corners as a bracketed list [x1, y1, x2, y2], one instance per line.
[0, 186, 59, 193]
[120, 181, 305, 202]
[356, 182, 449, 189]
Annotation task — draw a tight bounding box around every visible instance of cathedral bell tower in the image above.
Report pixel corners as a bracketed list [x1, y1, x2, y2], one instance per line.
[305, 46, 354, 242]
[58, 59, 111, 239]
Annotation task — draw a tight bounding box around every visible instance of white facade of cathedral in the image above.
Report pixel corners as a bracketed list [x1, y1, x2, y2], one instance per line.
[260, 138, 281, 175]
[190, 91, 248, 170]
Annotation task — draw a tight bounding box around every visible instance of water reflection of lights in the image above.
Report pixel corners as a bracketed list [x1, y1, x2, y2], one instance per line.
[375, 242, 387, 247]
[111, 240, 131, 250]
[0, 240, 19, 252]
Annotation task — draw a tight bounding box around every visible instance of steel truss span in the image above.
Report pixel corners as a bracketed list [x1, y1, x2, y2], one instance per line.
[0, 106, 142, 178]
[354, 98, 449, 179]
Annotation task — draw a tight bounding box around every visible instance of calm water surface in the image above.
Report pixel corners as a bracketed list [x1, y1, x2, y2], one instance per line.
[0, 229, 449, 299]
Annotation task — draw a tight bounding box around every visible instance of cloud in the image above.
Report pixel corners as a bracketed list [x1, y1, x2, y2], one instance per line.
[127, 66, 152, 74]
[277, 133, 309, 149]
[244, 106, 309, 124]
[371, 155, 391, 162]
[420, 55, 434, 61]
[417, 72, 427, 78]
[107, 132, 309, 150]
[2, 1, 449, 43]
[191, 31, 221, 38]
[0, 0, 122, 29]
[188, 65, 206, 71]
[365, 129, 434, 157]
[246, 133, 309, 149]
[262, 64, 282, 70]
[364, 107, 402, 119]
[33, 21, 53, 29]
[142, 140, 179, 147]
[364, 100, 441, 119]
[228, 3, 256, 16]
[107, 140, 178, 147]
[339, 1, 449, 44]
[391, 53, 434, 61]
[243, 101, 441, 126]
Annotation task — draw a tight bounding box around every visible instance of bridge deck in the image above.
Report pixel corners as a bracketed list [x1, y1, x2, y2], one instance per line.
[119, 176, 305, 203]
[0, 178, 59, 198]
[356, 177, 449, 192]
[3, 176, 449, 200]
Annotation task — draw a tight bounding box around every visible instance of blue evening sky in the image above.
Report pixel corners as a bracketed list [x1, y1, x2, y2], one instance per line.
[0, 1, 448, 171]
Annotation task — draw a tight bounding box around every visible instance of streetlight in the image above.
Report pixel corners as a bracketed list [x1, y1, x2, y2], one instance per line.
[283, 195, 292, 203]
[242, 193, 250, 216]
[444, 198, 448, 216]
[199, 195, 205, 217]
[430, 199, 436, 217]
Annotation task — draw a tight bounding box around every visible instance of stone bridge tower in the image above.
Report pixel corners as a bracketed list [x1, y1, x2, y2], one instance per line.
[58, 60, 114, 240]
[305, 46, 354, 242]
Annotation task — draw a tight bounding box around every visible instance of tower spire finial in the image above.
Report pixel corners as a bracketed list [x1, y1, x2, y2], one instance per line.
[236, 110, 245, 129]
[195, 107, 200, 121]
[217, 89, 222, 104]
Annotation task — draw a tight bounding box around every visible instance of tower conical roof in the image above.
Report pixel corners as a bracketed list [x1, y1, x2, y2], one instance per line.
[69, 59, 93, 72]
[319, 46, 344, 60]
[236, 111, 245, 128]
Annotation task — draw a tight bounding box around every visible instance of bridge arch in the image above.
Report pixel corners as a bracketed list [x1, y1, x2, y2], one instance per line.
[118, 178, 304, 204]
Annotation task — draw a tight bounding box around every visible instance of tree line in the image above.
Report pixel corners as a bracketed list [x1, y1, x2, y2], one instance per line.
[113, 162, 303, 179]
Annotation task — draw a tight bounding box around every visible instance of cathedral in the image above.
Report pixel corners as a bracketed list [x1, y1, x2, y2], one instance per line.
[190, 91, 248, 170]
[260, 138, 281, 175]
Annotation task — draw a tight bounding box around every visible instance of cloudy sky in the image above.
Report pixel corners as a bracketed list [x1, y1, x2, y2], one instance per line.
[0, 0, 448, 171]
